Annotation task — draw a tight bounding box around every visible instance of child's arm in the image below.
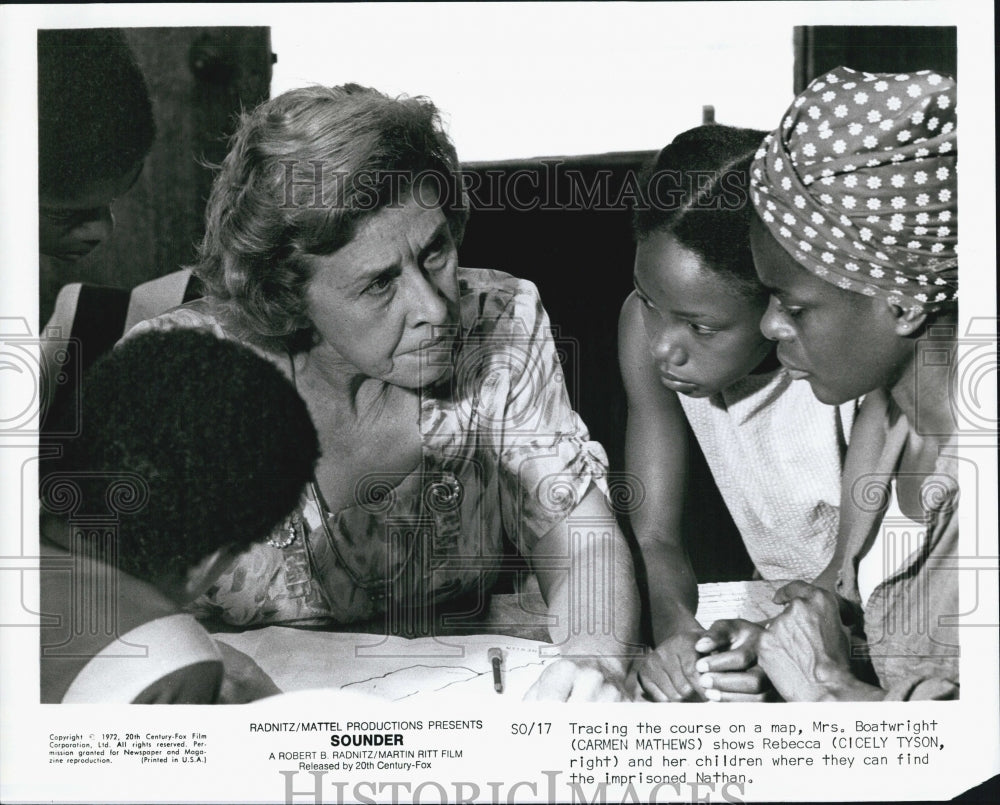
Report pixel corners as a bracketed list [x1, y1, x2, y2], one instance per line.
[619, 294, 705, 700]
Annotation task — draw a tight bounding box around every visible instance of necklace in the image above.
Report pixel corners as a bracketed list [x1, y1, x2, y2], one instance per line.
[268, 509, 303, 549]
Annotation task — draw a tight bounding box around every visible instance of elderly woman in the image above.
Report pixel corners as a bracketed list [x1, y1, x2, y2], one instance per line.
[720, 66, 959, 701]
[126, 84, 639, 700]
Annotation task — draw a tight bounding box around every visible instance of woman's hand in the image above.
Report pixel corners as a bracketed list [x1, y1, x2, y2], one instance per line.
[693, 619, 772, 702]
[524, 657, 629, 702]
[635, 629, 710, 702]
[528, 485, 641, 702]
[756, 581, 862, 702]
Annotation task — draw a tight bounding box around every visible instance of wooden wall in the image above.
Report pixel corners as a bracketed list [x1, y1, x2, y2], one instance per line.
[459, 154, 754, 586]
[39, 27, 273, 326]
[794, 26, 957, 94]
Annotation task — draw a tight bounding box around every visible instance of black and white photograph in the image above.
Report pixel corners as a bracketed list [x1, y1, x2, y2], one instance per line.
[1, 2, 997, 803]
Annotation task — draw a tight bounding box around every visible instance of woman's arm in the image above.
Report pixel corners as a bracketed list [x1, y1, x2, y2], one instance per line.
[481, 278, 641, 701]
[760, 392, 959, 703]
[524, 484, 641, 701]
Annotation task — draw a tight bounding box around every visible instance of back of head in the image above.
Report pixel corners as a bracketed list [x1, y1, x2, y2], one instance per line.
[42, 330, 320, 585]
[634, 124, 768, 298]
[194, 83, 468, 348]
[38, 28, 155, 198]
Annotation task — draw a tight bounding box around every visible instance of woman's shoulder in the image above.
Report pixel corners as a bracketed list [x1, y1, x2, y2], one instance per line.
[458, 266, 541, 302]
[121, 297, 281, 355]
[457, 267, 545, 333]
[121, 297, 230, 342]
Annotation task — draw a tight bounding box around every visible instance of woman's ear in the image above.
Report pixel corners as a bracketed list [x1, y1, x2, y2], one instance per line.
[887, 303, 928, 337]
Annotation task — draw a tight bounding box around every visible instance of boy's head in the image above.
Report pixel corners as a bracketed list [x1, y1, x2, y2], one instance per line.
[41, 329, 320, 600]
[38, 29, 155, 260]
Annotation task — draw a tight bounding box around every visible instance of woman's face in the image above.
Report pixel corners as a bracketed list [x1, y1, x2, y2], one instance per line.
[38, 161, 143, 261]
[304, 192, 459, 388]
[749, 214, 912, 405]
[632, 230, 772, 398]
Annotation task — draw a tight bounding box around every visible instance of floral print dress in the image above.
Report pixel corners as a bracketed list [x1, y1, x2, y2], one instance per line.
[126, 268, 609, 627]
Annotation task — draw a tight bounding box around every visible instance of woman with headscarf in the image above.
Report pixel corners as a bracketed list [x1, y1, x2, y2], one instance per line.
[738, 66, 959, 701]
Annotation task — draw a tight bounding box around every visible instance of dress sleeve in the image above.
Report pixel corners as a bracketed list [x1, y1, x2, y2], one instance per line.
[466, 277, 609, 554]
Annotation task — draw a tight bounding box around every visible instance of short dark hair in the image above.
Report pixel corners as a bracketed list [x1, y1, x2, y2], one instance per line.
[42, 330, 319, 584]
[38, 28, 155, 197]
[633, 124, 767, 298]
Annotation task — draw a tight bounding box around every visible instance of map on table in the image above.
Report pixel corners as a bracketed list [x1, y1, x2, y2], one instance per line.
[213, 629, 554, 701]
[694, 580, 787, 628]
[214, 581, 782, 701]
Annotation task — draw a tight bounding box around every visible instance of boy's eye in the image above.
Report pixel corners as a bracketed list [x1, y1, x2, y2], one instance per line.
[41, 208, 80, 224]
[689, 323, 719, 335]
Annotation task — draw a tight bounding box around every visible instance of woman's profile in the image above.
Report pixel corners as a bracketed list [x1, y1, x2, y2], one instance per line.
[741, 66, 959, 701]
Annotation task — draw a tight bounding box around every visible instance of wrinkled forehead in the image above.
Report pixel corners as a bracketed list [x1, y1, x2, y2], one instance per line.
[305, 193, 452, 287]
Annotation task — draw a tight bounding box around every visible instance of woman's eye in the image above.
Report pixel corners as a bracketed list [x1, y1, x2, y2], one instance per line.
[689, 323, 718, 335]
[635, 292, 656, 311]
[365, 275, 395, 296]
[422, 240, 451, 269]
[775, 298, 804, 319]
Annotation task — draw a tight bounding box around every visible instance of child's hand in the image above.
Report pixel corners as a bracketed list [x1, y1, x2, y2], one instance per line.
[693, 619, 772, 702]
[635, 629, 711, 702]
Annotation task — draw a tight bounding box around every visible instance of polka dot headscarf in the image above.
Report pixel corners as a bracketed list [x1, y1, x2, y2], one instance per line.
[750, 65, 957, 312]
